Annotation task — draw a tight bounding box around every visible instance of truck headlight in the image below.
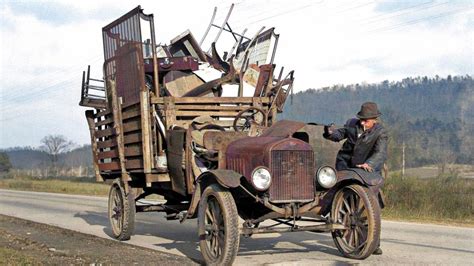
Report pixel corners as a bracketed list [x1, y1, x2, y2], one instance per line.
[316, 166, 337, 189]
[251, 167, 272, 191]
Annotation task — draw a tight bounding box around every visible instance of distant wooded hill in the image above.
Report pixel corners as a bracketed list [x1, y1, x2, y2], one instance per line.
[281, 75, 474, 169]
[2, 145, 92, 170]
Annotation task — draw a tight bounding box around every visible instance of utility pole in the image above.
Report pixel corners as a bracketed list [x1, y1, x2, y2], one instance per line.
[401, 141, 405, 179]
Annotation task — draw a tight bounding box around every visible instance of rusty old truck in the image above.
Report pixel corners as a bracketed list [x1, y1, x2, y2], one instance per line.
[79, 5, 384, 265]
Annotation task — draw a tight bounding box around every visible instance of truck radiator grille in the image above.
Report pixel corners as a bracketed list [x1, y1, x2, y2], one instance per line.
[269, 150, 314, 203]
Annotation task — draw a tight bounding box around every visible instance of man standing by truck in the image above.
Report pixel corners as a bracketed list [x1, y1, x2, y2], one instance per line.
[323, 101, 388, 255]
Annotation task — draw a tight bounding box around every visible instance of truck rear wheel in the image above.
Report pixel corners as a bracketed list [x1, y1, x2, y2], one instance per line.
[108, 179, 135, 240]
[331, 184, 381, 259]
[198, 184, 240, 265]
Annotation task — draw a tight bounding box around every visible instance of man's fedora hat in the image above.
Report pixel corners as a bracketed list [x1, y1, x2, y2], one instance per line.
[356, 102, 382, 119]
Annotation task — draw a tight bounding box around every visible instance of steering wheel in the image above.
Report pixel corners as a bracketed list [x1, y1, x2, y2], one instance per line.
[233, 107, 267, 132]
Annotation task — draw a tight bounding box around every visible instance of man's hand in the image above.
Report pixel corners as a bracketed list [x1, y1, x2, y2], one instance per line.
[356, 163, 373, 172]
[323, 123, 334, 138]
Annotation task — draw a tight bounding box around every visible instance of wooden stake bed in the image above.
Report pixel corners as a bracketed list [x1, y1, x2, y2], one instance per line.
[80, 6, 294, 194]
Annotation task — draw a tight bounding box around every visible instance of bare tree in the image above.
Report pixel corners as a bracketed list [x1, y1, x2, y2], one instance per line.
[40, 135, 74, 167]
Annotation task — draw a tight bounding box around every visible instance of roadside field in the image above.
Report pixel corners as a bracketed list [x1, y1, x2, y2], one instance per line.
[403, 164, 474, 179]
[0, 175, 109, 196]
[382, 173, 474, 226]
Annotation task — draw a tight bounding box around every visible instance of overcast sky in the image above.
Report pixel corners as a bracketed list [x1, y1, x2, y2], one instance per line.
[0, 0, 473, 148]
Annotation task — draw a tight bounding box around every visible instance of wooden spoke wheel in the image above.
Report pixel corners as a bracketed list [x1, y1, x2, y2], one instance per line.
[108, 179, 135, 241]
[198, 184, 240, 265]
[331, 184, 381, 259]
[233, 107, 266, 132]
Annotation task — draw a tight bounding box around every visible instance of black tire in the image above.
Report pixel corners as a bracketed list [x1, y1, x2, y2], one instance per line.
[108, 179, 135, 240]
[331, 184, 381, 259]
[198, 184, 240, 265]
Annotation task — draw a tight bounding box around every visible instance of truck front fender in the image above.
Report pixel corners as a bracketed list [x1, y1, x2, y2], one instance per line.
[184, 170, 242, 222]
[337, 169, 384, 187]
[198, 169, 242, 188]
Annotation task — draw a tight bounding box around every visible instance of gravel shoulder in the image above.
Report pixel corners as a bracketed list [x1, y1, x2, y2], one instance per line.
[0, 214, 197, 265]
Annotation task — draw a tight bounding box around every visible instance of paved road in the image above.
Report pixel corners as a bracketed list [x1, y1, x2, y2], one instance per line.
[1, 189, 473, 265]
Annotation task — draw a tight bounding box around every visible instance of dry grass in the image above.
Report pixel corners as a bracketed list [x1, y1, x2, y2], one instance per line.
[0, 174, 109, 196]
[382, 173, 474, 225]
[403, 164, 474, 179]
[0, 247, 33, 265]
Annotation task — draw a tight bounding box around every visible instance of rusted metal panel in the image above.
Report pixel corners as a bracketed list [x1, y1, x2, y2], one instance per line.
[269, 150, 314, 203]
[203, 131, 247, 151]
[226, 136, 281, 178]
[254, 64, 274, 97]
[115, 43, 144, 104]
[259, 120, 306, 138]
[227, 136, 314, 202]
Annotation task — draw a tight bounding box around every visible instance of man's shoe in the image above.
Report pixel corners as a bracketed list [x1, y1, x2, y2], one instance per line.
[373, 247, 383, 255]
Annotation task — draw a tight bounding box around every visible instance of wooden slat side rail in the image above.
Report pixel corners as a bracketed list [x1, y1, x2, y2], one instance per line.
[96, 117, 114, 127]
[126, 159, 143, 169]
[122, 109, 141, 120]
[97, 139, 117, 149]
[125, 145, 142, 157]
[94, 109, 111, 118]
[124, 132, 142, 144]
[123, 120, 141, 133]
[171, 119, 234, 129]
[121, 98, 141, 109]
[174, 105, 252, 111]
[151, 96, 271, 104]
[175, 110, 241, 117]
[98, 162, 120, 171]
[100, 159, 144, 171]
[95, 128, 115, 138]
[98, 149, 119, 160]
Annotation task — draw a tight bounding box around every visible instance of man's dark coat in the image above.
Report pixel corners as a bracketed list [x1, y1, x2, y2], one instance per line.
[323, 118, 388, 173]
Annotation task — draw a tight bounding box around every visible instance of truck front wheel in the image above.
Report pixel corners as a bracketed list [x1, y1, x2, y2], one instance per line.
[331, 184, 381, 259]
[198, 184, 240, 265]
